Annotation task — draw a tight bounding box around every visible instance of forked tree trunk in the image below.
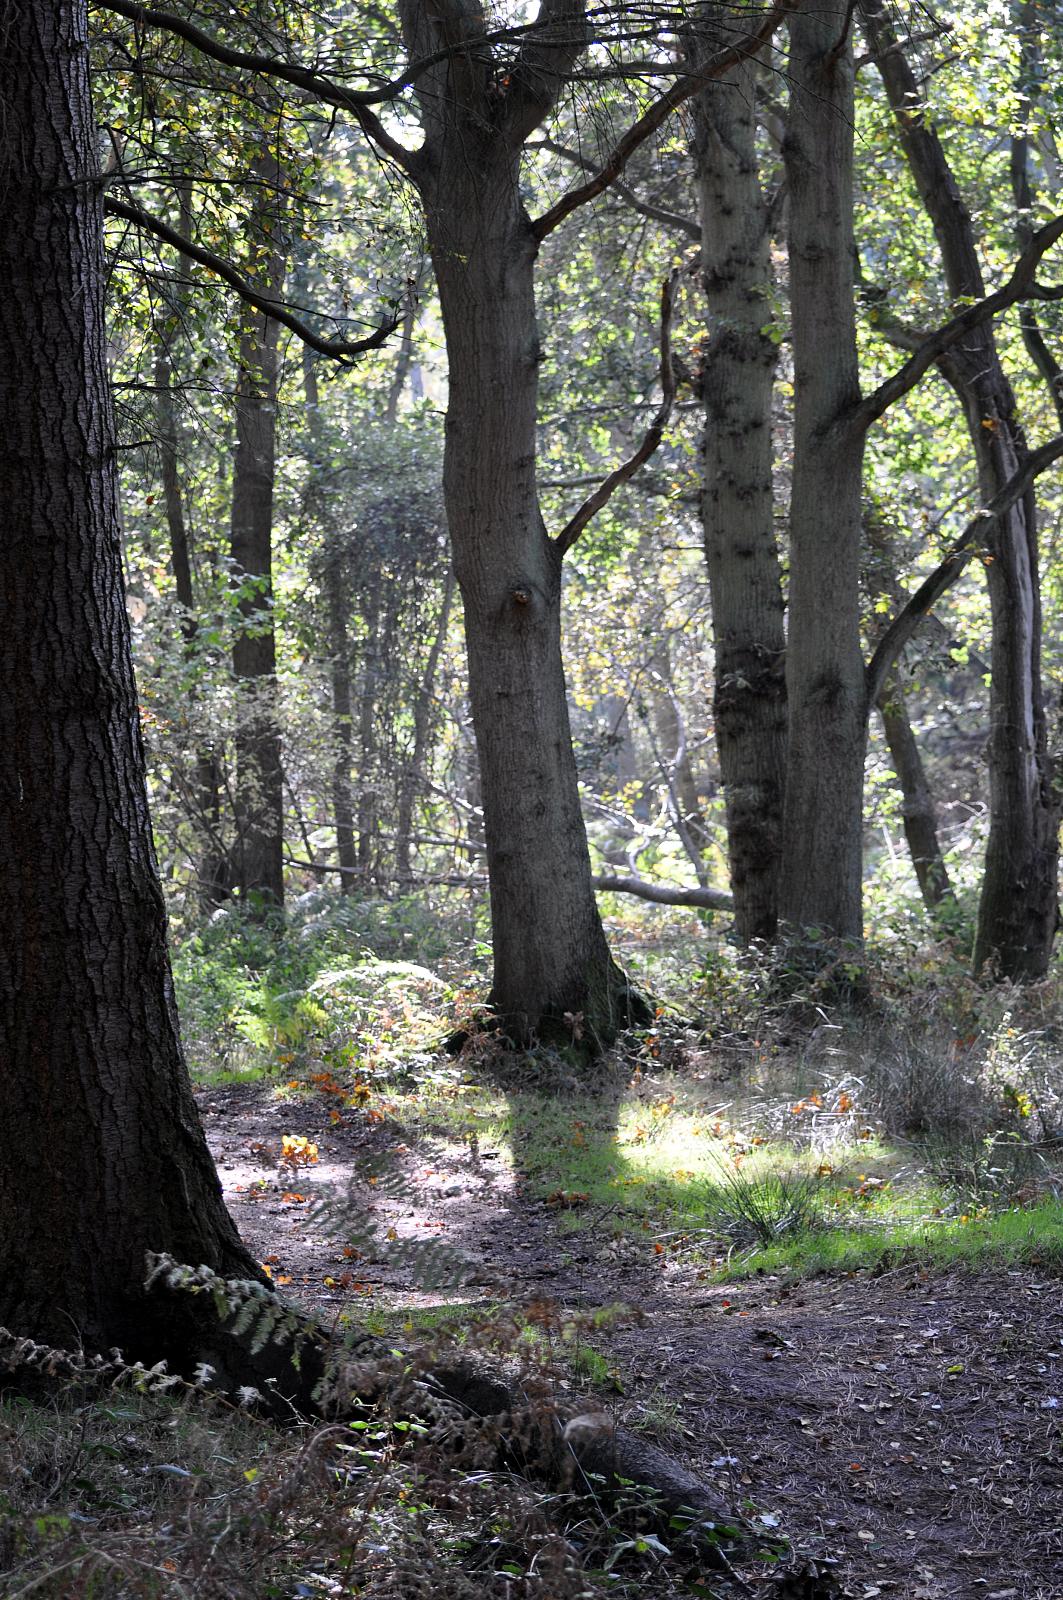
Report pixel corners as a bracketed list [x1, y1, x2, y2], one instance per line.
[776, 1, 869, 949]
[0, 0, 259, 1355]
[861, 0, 1061, 978]
[400, 0, 640, 1047]
[230, 171, 285, 908]
[689, 13, 788, 942]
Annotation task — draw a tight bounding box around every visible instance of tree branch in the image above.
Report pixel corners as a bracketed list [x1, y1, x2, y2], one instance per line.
[97, 0, 418, 170]
[530, 0, 792, 241]
[849, 216, 1063, 436]
[105, 196, 399, 362]
[865, 432, 1063, 707]
[530, 138, 700, 239]
[554, 268, 679, 556]
[592, 874, 733, 911]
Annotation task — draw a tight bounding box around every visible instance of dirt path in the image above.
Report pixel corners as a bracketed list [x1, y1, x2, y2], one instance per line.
[197, 1083, 1063, 1599]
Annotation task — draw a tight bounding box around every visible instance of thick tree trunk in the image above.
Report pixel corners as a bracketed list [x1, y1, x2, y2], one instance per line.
[689, 16, 788, 942]
[776, 3, 869, 949]
[0, 0, 259, 1355]
[428, 182, 632, 1043]
[401, 0, 640, 1048]
[861, 0, 1060, 978]
[230, 180, 285, 909]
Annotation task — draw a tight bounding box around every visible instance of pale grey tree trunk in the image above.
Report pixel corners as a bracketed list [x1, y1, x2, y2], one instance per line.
[689, 12, 787, 941]
[776, 1, 869, 948]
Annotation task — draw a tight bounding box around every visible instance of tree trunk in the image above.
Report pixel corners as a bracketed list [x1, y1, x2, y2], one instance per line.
[155, 221, 230, 908]
[303, 351, 357, 892]
[357, 577, 381, 882]
[776, 2, 869, 950]
[865, 522, 954, 915]
[230, 170, 285, 909]
[0, 0, 259, 1355]
[877, 679, 954, 912]
[401, 0, 640, 1047]
[861, 0, 1060, 978]
[396, 568, 454, 881]
[689, 13, 788, 942]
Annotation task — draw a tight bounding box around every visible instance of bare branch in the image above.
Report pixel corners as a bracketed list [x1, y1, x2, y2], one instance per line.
[849, 216, 1063, 436]
[106, 196, 399, 362]
[592, 873, 733, 911]
[555, 268, 679, 556]
[531, 1, 793, 241]
[530, 137, 700, 239]
[865, 433, 1063, 707]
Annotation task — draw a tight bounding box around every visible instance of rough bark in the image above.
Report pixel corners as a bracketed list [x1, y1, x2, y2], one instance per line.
[861, 0, 1061, 978]
[776, 1, 869, 949]
[230, 166, 285, 908]
[398, 0, 643, 1048]
[689, 10, 788, 942]
[0, 0, 260, 1355]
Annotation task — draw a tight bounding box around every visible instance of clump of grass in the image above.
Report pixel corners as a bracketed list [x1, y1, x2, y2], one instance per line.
[699, 1160, 831, 1247]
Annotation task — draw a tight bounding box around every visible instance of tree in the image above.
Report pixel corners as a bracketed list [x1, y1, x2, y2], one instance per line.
[688, 6, 787, 942]
[0, 0, 261, 1355]
[861, 0, 1063, 978]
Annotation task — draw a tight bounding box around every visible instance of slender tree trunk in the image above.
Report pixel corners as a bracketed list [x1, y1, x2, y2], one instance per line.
[865, 523, 954, 914]
[689, 12, 787, 941]
[155, 228, 230, 907]
[401, 0, 640, 1047]
[861, 0, 1060, 978]
[356, 577, 381, 881]
[0, 0, 258, 1354]
[877, 680, 954, 911]
[396, 568, 454, 881]
[303, 351, 357, 891]
[230, 177, 285, 909]
[776, 2, 869, 949]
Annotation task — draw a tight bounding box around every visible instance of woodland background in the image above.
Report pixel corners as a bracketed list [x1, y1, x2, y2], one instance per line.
[3, 0, 1063, 1595]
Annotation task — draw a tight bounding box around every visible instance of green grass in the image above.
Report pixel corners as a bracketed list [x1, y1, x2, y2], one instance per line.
[718, 1198, 1063, 1280]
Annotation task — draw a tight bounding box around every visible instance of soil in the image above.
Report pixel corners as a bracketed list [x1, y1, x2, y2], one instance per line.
[197, 1081, 1063, 1600]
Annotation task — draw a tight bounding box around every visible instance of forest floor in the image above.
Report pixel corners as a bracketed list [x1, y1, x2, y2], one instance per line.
[197, 1075, 1063, 1600]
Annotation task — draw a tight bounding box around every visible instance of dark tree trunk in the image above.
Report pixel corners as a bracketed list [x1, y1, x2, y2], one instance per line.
[0, 0, 258, 1354]
[230, 204, 285, 909]
[776, 2, 869, 949]
[861, 0, 1060, 978]
[689, 13, 787, 942]
[400, 0, 640, 1048]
